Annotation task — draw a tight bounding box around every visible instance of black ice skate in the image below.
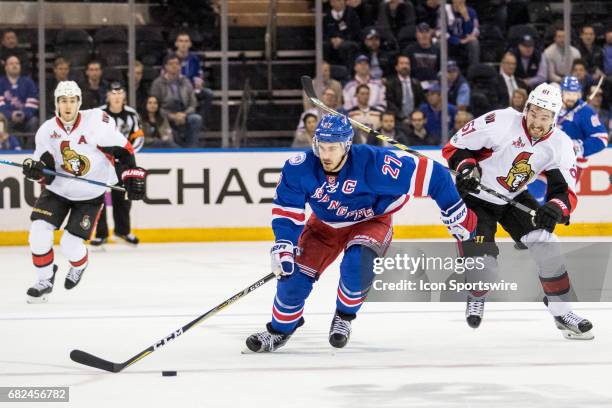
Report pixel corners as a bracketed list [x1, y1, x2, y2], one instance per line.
[329, 311, 355, 348]
[65, 265, 87, 290]
[89, 237, 107, 247]
[26, 265, 58, 304]
[245, 319, 303, 352]
[554, 311, 594, 340]
[114, 233, 139, 246]
[466, 295, 485, 328]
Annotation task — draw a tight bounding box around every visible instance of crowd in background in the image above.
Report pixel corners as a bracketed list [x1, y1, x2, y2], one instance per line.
[294, 0, 612, 148]
[0, 28, 211, 150]
[1, 0, 612, 150]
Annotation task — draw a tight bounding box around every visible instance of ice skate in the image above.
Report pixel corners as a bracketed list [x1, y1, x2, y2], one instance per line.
[245, 320, 302, 352]
[114, 233, 139, 246]
[329, 311, 354, 348]
[65, 265, 87, 290]
[466, 295, 485, 329]
[554, 311, 594, 340]
[27, 265, 58, 304]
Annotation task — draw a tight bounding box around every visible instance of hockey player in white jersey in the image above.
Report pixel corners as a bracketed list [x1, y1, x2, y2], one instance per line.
[22, 81, 147, 303]
[443, 83, 594, 340]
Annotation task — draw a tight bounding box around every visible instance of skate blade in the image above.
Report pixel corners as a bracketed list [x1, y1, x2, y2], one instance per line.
[561, 329, 594, 340]
[27, 294, 49, 304]
[89, 245, 106, 252]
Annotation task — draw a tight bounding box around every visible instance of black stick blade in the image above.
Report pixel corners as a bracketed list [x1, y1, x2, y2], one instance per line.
[70, 349, 122, 373]
[301, 75, 316, 100]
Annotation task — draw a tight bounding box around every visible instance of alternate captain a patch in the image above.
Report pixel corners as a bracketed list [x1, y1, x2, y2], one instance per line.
[60, 141, 91, 176]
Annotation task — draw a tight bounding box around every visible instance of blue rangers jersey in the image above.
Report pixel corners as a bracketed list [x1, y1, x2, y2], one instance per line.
[271, 144, 464, 244]
[558, 100, 607, 158]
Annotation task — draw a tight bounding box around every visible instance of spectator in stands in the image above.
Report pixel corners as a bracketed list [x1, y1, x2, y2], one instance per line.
[141, 95, 179, 148]
[510, 88, 528, 112]
[404, 109, 437, 146]
[367, 110, 409, 146]
[452, 110, 473, 134]
[510, 35, 548, 90]
[46, 57, 71, 118]
[361, 28, 394, 80]
[497, 52, 527, 106]
[604, 28, 612, 76]
[175, 31, 213, 128]
[404, 22, 440, 83]
[385, 54, 424, 127]
[377, 0, 416, 41]
[80, 60, 108, 109]
[544, 27, 581, 83]
[571, 59, 595, 93]
[134, 61, 149, 114]
[441, 0, 480, 69]
[0, 30, 31, 76]
[577, 25, 604, 80]
[446, 60, 470, 111]
[302, 61, 343, 110]
[150, 53, 202, 148]
[416, 0, 440, 29]
[293, 112, 318, 148]
[323, 0, 361, 69]
[298, 87, 345, 135]
[587, 85, 610, 135]
[0, 112, 21, 150]
[0, 55, 38, 134]
[343, 55, 386, 111]
[348, 84, 382, 143]
[346, 0, 378, 28]
[418, 82, 456, 143]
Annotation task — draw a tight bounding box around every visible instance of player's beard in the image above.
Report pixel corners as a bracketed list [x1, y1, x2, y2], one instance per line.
[528, 124, 549, 140]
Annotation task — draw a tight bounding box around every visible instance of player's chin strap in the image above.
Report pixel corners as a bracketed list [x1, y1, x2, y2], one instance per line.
[300, 75, 536, 218]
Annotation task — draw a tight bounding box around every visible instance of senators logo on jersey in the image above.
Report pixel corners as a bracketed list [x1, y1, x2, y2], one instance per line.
[496, 152, 535, 192]
[60, 140, 91, 176]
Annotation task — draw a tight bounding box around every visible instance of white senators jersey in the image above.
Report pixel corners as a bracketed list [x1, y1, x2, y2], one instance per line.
[33, 109, 133, 201]
[443, 107, 579, 207]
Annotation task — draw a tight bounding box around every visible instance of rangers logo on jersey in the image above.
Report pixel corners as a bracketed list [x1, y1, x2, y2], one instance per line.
[496, 152, 535, 192]
[60, 140, 91, 176]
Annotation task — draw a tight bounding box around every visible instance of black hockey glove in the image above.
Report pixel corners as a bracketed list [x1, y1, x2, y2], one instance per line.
[22, 158, 46, 182]
[121, 167, 147, 200]
[534, 200, 564, 232]
[455, 159, 481, 196]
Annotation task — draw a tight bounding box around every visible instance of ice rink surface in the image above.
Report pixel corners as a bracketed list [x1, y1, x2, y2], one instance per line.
[1, 240, 611, 408]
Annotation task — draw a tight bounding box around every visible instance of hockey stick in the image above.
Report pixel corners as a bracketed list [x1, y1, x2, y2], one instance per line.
[301, 76, 536, 217]
[0, 159, 126, 192]
[587, 75, 605, 101]
[70, 271, 278, 373]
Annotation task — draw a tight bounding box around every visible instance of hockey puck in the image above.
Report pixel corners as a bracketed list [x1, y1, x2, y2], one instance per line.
[162, 371, 177, 377]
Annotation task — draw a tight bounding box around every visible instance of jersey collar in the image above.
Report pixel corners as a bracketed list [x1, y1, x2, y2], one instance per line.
[55, 112, 82, 134]
[521, 117, 553, 145]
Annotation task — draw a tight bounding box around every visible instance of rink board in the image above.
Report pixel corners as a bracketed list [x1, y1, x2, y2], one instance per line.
[1, 147, 611, 244]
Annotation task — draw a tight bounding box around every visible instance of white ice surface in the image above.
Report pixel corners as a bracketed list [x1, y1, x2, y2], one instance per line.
[1, 240, 611, 408]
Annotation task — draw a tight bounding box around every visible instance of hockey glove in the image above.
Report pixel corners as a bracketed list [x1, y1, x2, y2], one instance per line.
[534, 200, 565, 232]
[22, 158, 46, 182]
[455, 159, 481, 196]
[441, 204, 478, 241]
[121, 167, 147, 200]
[271, 240, 295, 277]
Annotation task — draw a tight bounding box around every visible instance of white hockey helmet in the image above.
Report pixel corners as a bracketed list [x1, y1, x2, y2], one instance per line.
[523, 82, 562, 127]
[54, 81, 82, 122]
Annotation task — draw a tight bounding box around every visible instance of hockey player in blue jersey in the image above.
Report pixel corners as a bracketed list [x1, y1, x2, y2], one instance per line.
[245, 114, 477, 352]
[528, 76, 607, 204]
